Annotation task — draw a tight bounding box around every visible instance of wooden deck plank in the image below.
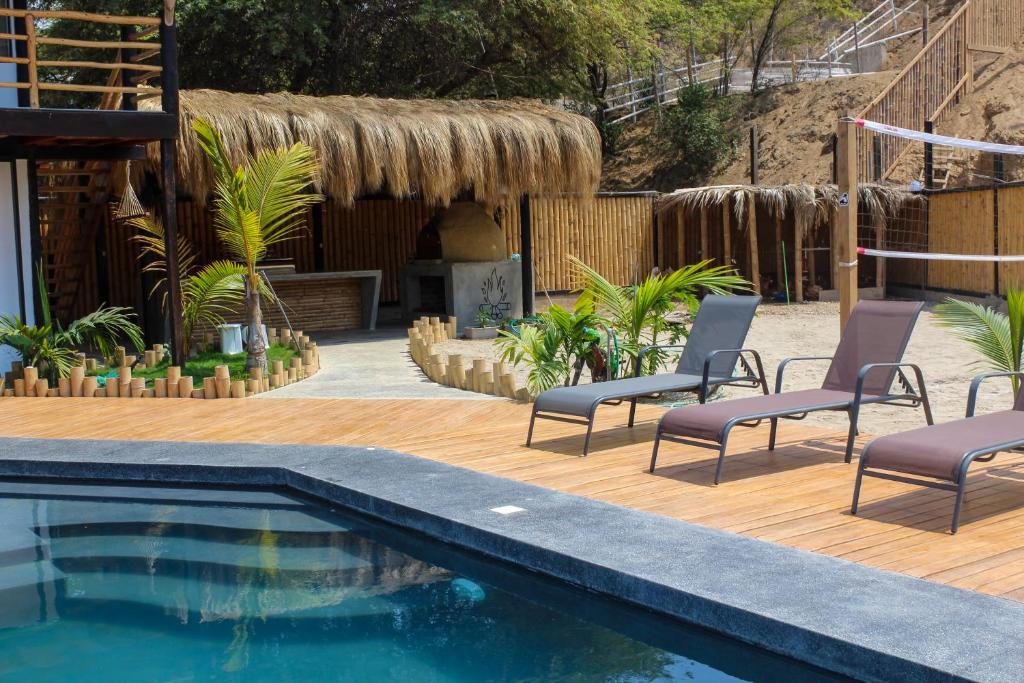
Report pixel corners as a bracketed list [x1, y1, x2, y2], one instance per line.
[1, 396, 1023, 601]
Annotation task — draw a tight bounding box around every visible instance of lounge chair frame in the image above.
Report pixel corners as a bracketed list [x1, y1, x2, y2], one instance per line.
[852, 370, 1024, 534]
[526, 345, 768, 456]
[651, 358, 933, 484]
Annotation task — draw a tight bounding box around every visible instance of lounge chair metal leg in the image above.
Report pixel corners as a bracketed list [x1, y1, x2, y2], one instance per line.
[851, 460, 866, 515]
[650, 430, 662, 473]
[582, 418, 595, 457]
[526, 407, 538, 447]
[628, 398, 637, 428]
[951, 481, 967, 534]
[844, 408, 859, 464]
[921, 393, 934, 426]
[768, 418, 778, 452]
[713, 431, 731, 485]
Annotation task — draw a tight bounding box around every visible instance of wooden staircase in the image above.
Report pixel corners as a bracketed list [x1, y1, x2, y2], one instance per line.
[37, 160, 114, 321]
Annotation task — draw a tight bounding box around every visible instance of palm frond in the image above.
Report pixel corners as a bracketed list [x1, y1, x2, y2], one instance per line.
[246, 143, 322, 247]
[59, 305, 144, 360]
[934, 297, 1015, 374]
[181, 260, 247, 342]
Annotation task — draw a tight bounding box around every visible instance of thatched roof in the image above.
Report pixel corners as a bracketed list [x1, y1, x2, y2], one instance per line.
[140, 90, 602, 206]
[658, 183, 925, 231]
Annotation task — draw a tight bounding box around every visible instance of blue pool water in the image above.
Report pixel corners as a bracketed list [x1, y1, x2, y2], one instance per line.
[0, 481, 845, 682]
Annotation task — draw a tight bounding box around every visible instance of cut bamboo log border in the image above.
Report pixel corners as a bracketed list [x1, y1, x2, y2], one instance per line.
[0, 338, 320, 401]
[406, 315, 530, 402]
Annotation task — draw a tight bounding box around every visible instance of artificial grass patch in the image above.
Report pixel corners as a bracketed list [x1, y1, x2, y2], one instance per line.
[90, 345, 297, 384]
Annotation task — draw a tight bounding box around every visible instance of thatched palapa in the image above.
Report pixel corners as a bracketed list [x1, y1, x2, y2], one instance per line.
[141, 90, 602, 207]
[658, 183, 925, 231]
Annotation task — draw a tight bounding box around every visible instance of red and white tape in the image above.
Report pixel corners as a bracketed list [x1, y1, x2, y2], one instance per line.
[857, 247, 1024, 262]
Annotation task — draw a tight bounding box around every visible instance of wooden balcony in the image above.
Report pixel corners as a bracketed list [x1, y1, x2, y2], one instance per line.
[0, 6, 177, 146]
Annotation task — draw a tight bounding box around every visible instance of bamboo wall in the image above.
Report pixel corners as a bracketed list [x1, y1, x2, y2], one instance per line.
[80, 194, 656, 326]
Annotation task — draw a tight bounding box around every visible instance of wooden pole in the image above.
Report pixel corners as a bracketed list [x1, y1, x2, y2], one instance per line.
[519, 195, 534, 315]
[699, 207, 709, 262]
[749, 125, 759, 185]
[675, 209, 685, 268]
[160, 15, 184, 367]
[794, 212, 805, 302]
[774, 212, 783, 295]
[722, 200, 732, 268]
[836, 119, 859, 331]
[747, 192, 760, 294]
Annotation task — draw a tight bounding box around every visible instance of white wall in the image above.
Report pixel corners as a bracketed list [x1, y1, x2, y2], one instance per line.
[0, 159, 34, 374]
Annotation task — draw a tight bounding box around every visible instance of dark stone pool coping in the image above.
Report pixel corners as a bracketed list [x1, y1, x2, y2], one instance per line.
[0, 437, 1018, 683]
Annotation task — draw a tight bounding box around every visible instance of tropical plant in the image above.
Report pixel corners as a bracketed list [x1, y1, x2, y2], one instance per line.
[474, 310, 495, 328]
[193, 117, 322, 372]
[496, 298, 600, 394]
[130, 217, 248, 360]
[0, 265, 143, 382]
[934, 289, 1024, 392]
[571, 256, 749, 375]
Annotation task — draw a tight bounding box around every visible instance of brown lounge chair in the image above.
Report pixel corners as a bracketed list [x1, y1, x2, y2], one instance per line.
[651, 301, 932, 484]
[852, 370, 1024, 534]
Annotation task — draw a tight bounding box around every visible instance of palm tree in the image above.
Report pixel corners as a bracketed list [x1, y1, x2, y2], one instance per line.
[130, 217, 247, 359]
[0, 265, 143, 382]
[570, 256, 750, 375]
[934, 289, 1024, 392]
[193, 118, 321, 372]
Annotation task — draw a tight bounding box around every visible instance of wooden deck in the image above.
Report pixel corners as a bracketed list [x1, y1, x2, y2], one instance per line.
[2, 397, 1024, 602]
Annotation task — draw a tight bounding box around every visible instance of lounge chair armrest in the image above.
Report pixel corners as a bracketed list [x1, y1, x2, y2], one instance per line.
[774, 356, 832, 393]
[966, 371, 1024, 417]
[701, 348, 768, 400]
[854, 362, 928, 407]
[636, 344, 687, 377]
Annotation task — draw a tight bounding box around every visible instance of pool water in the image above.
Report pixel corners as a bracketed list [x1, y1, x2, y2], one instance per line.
[0, 481, 844, 682]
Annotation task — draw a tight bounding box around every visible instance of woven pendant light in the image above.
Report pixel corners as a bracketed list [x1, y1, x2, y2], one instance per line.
[114, 161, 147, 221]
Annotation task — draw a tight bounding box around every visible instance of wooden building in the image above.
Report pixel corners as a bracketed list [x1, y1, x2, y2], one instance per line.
[0, 2, 185, 366]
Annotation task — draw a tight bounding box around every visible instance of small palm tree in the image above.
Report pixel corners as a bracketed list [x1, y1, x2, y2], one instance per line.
[193, 118, 321, 372]
[934, 289, 1024, 392]
[571, 256, 750, 375]
[0, 265, 143, 382]
[130, 217, 247, 359]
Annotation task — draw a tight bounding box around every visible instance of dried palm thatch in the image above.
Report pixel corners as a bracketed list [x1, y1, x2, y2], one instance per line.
[139, 90, 602, 207]
[658, 182, 924, 234]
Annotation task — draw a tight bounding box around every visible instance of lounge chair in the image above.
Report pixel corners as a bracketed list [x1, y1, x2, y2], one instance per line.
[852, 371, 1024, 534]
[526, 295, 765, 456]
[651, 301, 932, 484]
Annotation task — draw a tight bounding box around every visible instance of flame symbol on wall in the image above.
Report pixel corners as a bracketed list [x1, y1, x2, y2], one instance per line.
[480, 268, 512, 321]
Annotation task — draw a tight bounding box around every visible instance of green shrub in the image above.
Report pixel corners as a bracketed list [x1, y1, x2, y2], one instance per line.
[659, 84, 728, 179]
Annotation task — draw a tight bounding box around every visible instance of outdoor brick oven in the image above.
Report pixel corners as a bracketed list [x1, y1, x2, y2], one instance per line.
[399, 202, 523, 329]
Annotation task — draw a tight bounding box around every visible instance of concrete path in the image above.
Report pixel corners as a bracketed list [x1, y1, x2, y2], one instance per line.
[258, 328, 495, 400]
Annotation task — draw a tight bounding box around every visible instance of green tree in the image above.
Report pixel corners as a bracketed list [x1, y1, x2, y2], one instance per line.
[192, 118, 321, 373]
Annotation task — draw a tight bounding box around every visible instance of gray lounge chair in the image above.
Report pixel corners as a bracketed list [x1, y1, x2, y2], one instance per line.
[652, 301, 932, 484]
[852, 370, 1024, 534]
[526, 295, 765, 456]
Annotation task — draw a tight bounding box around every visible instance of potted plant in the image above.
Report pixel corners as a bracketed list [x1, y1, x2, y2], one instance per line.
[465, 311, 499, 340]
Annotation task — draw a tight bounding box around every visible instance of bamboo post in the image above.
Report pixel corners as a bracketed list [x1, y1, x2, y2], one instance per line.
[700, 207, 709, 261]
[167, 366, 181, 398]
[287, 367, 297, 383]
[84, 358, 97, 372]
[58, 377, 70, 397]
[451, 358, 466, 390]
[232, 380, 247, 398]
[22, 366, 37, 393]
[105, 374, 119, 398]
[794, 213, 805, 302]
[722, 201, 732, 267]
[114, 346, 126, 367]
[214, 365, 230, 398]
[480, 371, 493, 395]
[13, 379, 25, 397]
[70, 365, 85, 397]
[82, 376, 98, 397]
[790, 54, 797, 83]
[25, 14, 38, 108]
[747, 193, 760, 294]
[492, 362, 506, 396]
[876, 217, 886, 293]
[154, 377, 168, 398]
[178, 375, 193, 398]
[472, 359, 487, 393]
[130, 377, 145, 398]
[836, 119, 859, 331]
[118, 366, 132, 396]
[774, 212, 784, 295]
[34, 378, 48, 397]
[202, 376, 217, 399]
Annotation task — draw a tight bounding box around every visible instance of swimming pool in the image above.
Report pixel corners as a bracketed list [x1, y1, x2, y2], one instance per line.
[0, 480, 845, 682]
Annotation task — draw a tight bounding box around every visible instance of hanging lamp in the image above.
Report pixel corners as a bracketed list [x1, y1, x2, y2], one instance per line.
[114, 161, 147, 221]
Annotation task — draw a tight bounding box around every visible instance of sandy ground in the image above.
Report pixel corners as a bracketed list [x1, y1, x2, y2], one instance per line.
[436, 301, 1017, 435]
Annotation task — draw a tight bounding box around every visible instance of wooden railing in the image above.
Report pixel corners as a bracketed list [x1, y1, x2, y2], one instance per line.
[0, 8, 164, 110]
[856, 0, 1023, 181]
